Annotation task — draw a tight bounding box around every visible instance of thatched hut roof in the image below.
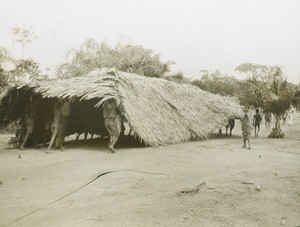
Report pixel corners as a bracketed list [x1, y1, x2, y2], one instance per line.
[0, 68, 243, 146]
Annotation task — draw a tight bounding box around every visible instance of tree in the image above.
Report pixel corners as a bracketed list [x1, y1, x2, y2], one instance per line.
[293, 86, 300, 109]
[236, 63, 296, 138]
[163, 71, 191, 84]
[264, 67, 295, 138]
[235, 63, 278, 108]
[191, 70, 241, 97]
[11, 26, 37, 73]
[235, 63, 277, 81]
[0, 46, 16, 92]
[10, 59, 42, 82]
[56, 38, 173, 78]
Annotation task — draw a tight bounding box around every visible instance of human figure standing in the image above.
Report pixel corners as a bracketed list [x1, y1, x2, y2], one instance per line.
[47, 101, 61, 152]
[241, 112, 252, 150]
[288, 105, 295, 126]
[282, 110, 288, 125]
[264, 112, 272, 130]
[57, 99, 70, 149]
[253, 109, 262, 137]
[19, 100, 39, 150]
[103, 99, 122, 154]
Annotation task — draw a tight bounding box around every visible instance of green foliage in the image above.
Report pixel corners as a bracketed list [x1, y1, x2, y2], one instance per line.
[264, 72, 295, 119]
[163, 71, 190, 84]
[235, 63, 280, 108]
[235, 63, 278, 81]
[11, 26, 37, 61]
[0, 69, 9, 93]
[57, 38, 173, 78]
[11, 26, 36, 46]
[0, 46, 16, 92]
[9, 59, 42, 82]
[191, 70, 241, 97]
[236, 64, 296, 138]
[268, 127, 285, 138]
[194, 64, 297, 139]
[292, 86, 300, 109]
[238, 79, 269, 108]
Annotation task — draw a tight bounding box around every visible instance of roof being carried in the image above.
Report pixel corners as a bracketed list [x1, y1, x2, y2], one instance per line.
[0, 68, 243, 146]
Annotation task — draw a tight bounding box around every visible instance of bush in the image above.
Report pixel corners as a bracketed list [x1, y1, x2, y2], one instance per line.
[268, 127, 285, 138]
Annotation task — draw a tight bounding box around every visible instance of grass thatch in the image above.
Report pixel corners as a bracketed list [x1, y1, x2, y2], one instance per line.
[0, 68, 243, 146]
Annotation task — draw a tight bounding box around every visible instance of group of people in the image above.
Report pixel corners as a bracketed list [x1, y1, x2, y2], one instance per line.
[15, 97, 123, 154]
[17, 98, 71, 153]
[241, 108, 264, 150]
[241, 105, 296, 150]
[16, 97, 297, 153]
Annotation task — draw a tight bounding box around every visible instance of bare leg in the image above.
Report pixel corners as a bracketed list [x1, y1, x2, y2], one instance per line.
[247, 139, 251, 150]
[111, 135, 120, 149]
[76, 133, 81, 141]
[48, 127, 58, 151]
[110, 115, 122, 152]
[108, 136, 116, 153]
[57, 117, 68, 149]
[20, 133, 30, 150]
[254, 126, 258, 137]
[17, 127, 24, 147]
[243, 139, 246, 148]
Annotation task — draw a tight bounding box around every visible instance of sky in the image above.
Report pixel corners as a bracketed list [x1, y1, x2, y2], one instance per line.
[1, 0, 300, 83]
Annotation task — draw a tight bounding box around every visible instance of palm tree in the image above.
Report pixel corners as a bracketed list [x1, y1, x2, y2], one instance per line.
[11, 26, 36, 73]
[56, 39, 173, 78]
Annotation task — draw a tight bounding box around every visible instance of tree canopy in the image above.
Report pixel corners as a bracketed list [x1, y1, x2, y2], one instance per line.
[11, 26, 37, 60]
[9, 59, 42, 82]
[192, 64, 299, 138]
[0, 45, 45, 92]
[191, 70, 241, 97]
[57, 39, 173, 78]
[0, 46, 17, 92]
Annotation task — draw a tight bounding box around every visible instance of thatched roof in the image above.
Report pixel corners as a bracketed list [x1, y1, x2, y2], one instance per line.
[0, 68, 243, 146]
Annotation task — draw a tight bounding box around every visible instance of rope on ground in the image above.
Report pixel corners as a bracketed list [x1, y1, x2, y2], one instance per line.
[7, 168, 169, 226]
[7, 171, 115, 226]
[125, 169, 169, 176]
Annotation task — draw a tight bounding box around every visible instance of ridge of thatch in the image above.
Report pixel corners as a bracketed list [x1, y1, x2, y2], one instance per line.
[1, 68, 243, 146]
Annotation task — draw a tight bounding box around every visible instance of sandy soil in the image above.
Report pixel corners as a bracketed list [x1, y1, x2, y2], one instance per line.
[0, 114, 299, 227]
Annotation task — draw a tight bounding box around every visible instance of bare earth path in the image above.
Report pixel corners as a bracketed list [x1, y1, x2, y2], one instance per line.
[0, 114, 299, 227]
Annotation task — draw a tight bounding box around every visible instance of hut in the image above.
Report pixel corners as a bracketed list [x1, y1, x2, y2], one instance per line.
[0, 68, 243, 147]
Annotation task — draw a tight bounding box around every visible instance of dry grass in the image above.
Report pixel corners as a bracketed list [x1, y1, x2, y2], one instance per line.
[1, 68, 243, 146]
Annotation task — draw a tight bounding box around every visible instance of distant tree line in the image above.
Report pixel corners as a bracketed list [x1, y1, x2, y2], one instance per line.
[191, 63, 300, 138]
[1, 35, 300, 138]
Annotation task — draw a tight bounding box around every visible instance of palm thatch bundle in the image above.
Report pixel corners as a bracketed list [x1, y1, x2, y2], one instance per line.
[0, 68, 243, 146]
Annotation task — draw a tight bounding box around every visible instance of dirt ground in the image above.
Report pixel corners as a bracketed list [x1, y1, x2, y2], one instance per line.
[0, 114, 299, 227]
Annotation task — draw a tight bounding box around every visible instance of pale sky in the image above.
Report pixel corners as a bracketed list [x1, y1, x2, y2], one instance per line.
[1, 0, 300, 83]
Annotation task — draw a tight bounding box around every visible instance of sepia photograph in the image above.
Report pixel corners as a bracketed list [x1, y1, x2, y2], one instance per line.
[0, 0, 299, 226]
